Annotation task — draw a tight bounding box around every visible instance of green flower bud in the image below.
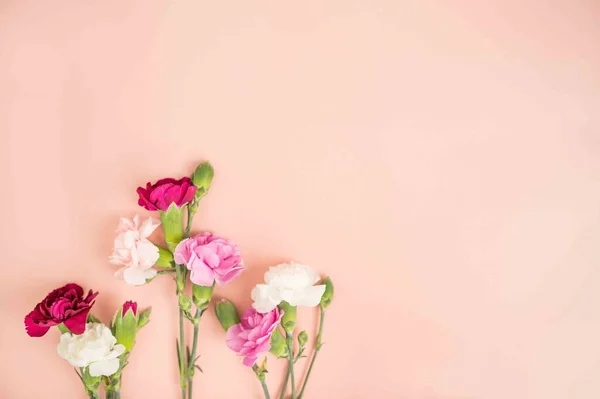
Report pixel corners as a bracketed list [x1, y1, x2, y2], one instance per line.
[160, 203, 185, 252]
[297, 330, 308, 348]
[178, 294, 192, 312]
[279, 301, 297, 333]
[155, 246, 174, 268]
[269, 329, 288, 358]
[113, 301, 139, 351]
[192, 162, 214, 200]
[215, 299, 240, 331]
[192, 283, 214, 310]
[320, 276, 334, 310]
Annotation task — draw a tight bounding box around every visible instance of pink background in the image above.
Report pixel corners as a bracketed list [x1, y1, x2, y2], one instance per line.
[1, 1, 599, 398]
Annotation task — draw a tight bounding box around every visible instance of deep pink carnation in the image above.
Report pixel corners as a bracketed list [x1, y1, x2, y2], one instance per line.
[174, 232, 244, 286]
[136, 177, 197, 211]
[24, 284, 98, 337]
[226, 307, 283, 367]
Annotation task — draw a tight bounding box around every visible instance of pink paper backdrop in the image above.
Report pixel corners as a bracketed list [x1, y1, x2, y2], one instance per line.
[1, 1, 599, 398]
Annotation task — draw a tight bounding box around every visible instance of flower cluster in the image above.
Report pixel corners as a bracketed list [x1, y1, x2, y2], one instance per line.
[109, 161, 245, 399]
[217, 262, 335, 399]
[25, 160, 336, 399]
[24, 284, 151, 397]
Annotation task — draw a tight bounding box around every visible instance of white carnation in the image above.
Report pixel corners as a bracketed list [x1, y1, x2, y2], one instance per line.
[57, 323, 125, 377]
[251, 262, 326, 313]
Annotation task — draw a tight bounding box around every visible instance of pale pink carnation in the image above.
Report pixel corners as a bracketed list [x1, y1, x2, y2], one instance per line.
[109, 215, 160, 286]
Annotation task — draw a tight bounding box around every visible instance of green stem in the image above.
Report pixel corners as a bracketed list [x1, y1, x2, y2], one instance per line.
[179, 307, 187, 399]
[253, 365, 271, 399]
[187, 308, 204, 398]
[185, 205, 194, 237]
[279, 362, 291, 399]
[286, 332, 296, 399]
[298, 309, 325, 399]
[105, 390, 120, 399]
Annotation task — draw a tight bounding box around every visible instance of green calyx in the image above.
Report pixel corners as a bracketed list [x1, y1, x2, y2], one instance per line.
[279, 301, 297, 333]
[112, 306, 151, 351]
[192, 283, 214, 310]
[320, 277, 334, 310]
[155, 246, 174, 268]
[160, 203, 185, 252]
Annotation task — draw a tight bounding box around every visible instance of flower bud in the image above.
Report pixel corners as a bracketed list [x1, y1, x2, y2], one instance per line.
[319, 276, 334, 310]
[192, 162, 214, 200]
[112, 301, 139, 351]
[215, 299, 240, 331]
[178, 295, 192, 312]
[269, 329, 288, 358]
[278, 301, 296, 333]
[192, 283, 214, 311]
[297, 330, 308, 347]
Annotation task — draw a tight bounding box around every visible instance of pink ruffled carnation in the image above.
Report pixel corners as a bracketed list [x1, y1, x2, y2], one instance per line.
[173, 232, 244, 286]
[225, 307, 283, 366]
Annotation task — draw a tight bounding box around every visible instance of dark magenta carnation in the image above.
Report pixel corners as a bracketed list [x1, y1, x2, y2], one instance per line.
[24, 283, 98, 337]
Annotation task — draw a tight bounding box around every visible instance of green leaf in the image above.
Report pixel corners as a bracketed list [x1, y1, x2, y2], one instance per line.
[137, 307, 152, 329]
[176, 339, 181, 371]
[269, 328, 288, 358]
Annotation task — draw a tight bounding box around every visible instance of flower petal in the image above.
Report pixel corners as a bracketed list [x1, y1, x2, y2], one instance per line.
[189, 264, 216, 286]
[242, 354, 258, 367]
[287, 285, 326, 307]
[136, 240, 159, 267]
[24, 311, 51, 337]
[251, 285, 281, 313]
[88, 357, 120, 377]
[139, 216, 160, 238]
[63, 308, 91, 335]
[123, 266, 150, 286]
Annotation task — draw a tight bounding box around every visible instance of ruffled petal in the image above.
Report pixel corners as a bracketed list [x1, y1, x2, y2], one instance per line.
[88, 357, 120, 377]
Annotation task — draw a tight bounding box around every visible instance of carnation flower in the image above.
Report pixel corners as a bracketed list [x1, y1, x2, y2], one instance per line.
[57, 323, 125, 377]
[174, 232, 244, 286]
[110, 215, 160, 286]
[226, 307, 283, 366]
[251, 262, 326, 313]
[24, 284, 97, 337]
